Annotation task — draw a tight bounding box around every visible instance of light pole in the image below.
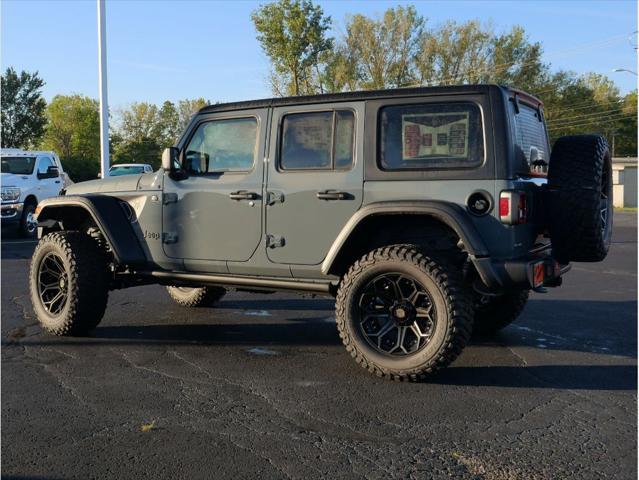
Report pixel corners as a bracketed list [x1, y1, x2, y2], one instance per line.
[97, 0, 110, 178]
[612, 68, 638, 76]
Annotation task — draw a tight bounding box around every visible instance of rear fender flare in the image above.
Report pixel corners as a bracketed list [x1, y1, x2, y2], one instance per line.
[321, 200, 491, 275]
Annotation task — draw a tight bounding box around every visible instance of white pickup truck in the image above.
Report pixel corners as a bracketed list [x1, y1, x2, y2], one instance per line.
[1, 149, 70, 237]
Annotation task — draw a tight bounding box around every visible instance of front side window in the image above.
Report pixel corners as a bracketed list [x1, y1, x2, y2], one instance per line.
[280, 110, 354, 170]
[185, 117, 258, 174]
[1, 156, 36, 175]
[37, 157, 54, 174]
[379, 103, 484, 170]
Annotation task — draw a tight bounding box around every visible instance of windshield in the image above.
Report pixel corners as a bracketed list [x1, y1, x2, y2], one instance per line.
[109, 165, 145, 176]
[1, 156, 36, 175]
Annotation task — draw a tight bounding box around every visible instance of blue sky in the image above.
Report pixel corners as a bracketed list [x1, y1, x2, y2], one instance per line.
[2, 0, 637, 110]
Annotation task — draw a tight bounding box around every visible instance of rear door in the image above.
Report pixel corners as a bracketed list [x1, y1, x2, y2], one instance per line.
[265, 103, 364, 265]
[162, 109, 268, 264]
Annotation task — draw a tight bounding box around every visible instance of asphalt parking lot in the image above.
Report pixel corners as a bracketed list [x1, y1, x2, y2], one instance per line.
[1, 213, 636, 480]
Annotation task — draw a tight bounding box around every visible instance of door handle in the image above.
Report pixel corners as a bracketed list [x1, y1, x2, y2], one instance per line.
[229, 190, 258, 200]
[317, 190, 349, 200]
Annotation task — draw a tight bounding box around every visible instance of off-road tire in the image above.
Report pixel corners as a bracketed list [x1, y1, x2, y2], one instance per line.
[19, 202, 37, 238]
[166, 286, 226, 307]
[548, 134, 612, 263]
[29, 231, 109, 335]
[473, 290, 529, 335]
[335, 245, 473, 381]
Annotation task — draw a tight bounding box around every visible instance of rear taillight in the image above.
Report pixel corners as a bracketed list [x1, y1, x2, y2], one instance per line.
[499, 190, 528, 225]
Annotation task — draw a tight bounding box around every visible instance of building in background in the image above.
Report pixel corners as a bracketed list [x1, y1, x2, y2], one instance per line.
[612, 157, 637, 208]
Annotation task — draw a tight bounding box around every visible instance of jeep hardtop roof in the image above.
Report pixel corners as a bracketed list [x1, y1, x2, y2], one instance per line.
[198, 84, 542, 115]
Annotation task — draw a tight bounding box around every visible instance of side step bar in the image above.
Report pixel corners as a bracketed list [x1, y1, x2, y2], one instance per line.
[138, 271, 334, 294]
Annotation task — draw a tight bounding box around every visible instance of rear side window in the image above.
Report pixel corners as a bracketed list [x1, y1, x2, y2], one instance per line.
[185, 117, 258, 173]
[512, 103, 550, 175]
[379, 103, 484, 170]
[280, 110, 354, 170]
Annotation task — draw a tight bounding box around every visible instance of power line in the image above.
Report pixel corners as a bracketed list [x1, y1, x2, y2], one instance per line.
[547, 114, 636, 131]
[548, 111, 635, 128]
[547, 107, 628, 124]
[545, 98, 624, 113]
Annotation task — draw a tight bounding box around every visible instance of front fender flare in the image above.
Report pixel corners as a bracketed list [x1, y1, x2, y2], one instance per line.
[36, 195, 146, 266]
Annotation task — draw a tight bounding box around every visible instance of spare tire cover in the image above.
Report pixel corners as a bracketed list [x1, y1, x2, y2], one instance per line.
[547, 134, 612, 263]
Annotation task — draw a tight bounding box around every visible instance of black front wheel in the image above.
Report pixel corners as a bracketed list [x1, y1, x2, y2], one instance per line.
[29, 231, 109, 335]
[336, 245, 473, 381]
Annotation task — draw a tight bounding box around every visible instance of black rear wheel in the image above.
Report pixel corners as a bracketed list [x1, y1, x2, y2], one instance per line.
[357, 273, 438, 356]
[336, 245, 473, 381]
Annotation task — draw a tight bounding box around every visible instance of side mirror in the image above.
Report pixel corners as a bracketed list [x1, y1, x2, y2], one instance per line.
[37, 166, 59, 179]
[162, 147, 180, 172]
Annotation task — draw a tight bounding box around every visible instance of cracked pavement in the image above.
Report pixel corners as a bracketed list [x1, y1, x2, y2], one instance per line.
[1, 213, 636, 479]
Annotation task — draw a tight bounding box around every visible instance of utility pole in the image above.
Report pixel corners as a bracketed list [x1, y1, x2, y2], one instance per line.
[97, 0, 110, 178]
[610, 129, 618, 158]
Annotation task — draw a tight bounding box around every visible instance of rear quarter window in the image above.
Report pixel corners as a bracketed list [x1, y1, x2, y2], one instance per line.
[379, 102, 484, 170]
[512, 102, 550, 175]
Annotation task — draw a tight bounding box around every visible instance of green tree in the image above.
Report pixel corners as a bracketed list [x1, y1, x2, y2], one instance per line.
[112, 102, 162, 167]
[252, 0, 332, 96]
[345, 6, 425, 89]
[158, 101, 180, 147]
[41, 94, 100, 182]
[542, 71, 631, 147]
[1, 67, 47, 148]
[615, 90, 638, 156]
[111, 98, 210, 167]
[177, 98, 208, 133]
[414, 21, 546, 89]
[320, 45, 358, 93]
[488, 26, 546, 90]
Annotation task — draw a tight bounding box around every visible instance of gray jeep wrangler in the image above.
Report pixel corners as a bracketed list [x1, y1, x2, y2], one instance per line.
[29, 85, 612, 380]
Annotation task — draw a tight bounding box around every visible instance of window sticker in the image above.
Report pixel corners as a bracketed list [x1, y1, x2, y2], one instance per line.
[401, 112, 469, 160]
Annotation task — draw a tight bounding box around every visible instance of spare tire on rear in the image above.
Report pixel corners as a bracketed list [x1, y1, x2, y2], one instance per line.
[547, 134, 612, 263]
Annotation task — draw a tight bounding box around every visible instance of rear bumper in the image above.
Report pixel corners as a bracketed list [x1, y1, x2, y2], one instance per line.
[473, 245, 570, 292]
[1, 202, 23, 225]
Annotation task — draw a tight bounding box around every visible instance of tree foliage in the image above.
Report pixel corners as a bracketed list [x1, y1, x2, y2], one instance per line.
[252, 1, 636, 156]
[1, 67, 47, 148]
[252, 0, 332, 96]
[35, 94, 211, 181]
[41, 94, 101, 182]
[112, 97, 209, 168]
[345, 6, 424, 89]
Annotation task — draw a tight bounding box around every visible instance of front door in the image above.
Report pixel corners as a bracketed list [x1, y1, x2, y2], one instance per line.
[36, 155, 61, 199]
[265, 103, 364, 265]
[163, 109, 267, 263]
